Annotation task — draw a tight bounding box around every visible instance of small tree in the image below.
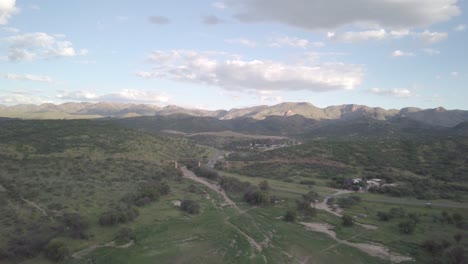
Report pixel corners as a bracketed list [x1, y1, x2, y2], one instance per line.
[115, 227, 135, 244]
[342, 214, 354, 227]
[45, 240, 69, 262]
[259, 180, 270, 191]
[284, 210, 296, 222]
[398, 220, 416, 234]
[447, 246, 466, 264]
[181, 199, 200, 214]
[453, 233, 463, 244]
[62, 213, 89, 239]
[303, 191, 319, 208]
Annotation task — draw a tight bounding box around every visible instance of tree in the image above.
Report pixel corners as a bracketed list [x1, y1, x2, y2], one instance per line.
[259, 180, 270, 191]
[453, 233, 463, 244]
[342, 214, 354, 227]
[398, 220, 416, 234]
[377, 211, 392, 221]
[45, 240, 69, 262]
[284, 210, 296, 222]
[243, 187, 269, 206]
[62, 213, 89, 239]
[115, 227, 135, 244]
[446, 246, 466, 264]
[303, 191, 319, 208]
[181, 199, 200, 214]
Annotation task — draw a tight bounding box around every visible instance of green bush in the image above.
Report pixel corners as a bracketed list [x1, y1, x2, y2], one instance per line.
[45, 240, 69, 262]
[342, 214, 354, 227]
[181, 199, 200, 214]
[284, 210, 297, 222]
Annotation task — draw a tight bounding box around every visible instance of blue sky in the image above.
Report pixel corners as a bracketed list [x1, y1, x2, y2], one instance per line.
[0, 0, 467, 110]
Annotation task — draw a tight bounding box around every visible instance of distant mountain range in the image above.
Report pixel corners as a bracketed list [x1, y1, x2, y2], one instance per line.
[1, 101, 468, 127]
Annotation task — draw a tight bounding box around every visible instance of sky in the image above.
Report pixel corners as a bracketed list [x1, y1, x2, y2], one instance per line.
[0, 0, 467, 110]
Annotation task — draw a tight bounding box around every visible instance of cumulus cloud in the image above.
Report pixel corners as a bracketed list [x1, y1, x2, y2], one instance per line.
[57, 89, 169, 104]
[228, 0, 460, 30]
[212, 2, 227, 9]
[392, 50, 414, 57]
[202, 15, 225, 25]
[369, 88, 412, 98]
[225, 38, 257, 47]
[328, 29, 447, 44]
[3, 32, 86, 62]
[138, 50, 364, 92]
[416, 30, 448, 44]
[327, 29, 410, 43]
[3, 73, 54, 83]
[422, 48, 440, 56]
[2, 26, 19, 33]
[149, 16, 170, 25]
[454, 24, 466, 32]
[268, 36, 310, 49]
[0, 0, 18, 25]
[450, 71, 459, 77]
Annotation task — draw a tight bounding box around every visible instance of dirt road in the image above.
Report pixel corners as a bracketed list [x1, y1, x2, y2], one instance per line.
[181, 167, 238, 211]
[300, 222, 412, 263]
[314, 190, 378, 230]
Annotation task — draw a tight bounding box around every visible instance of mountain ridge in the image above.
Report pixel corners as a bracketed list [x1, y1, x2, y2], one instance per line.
[1, 101, 468, 127]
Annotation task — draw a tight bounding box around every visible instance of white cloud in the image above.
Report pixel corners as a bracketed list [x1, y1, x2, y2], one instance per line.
[212, 2, 227, 9]
[138, 50, 364, 92]
[269, 36, 310, 49]
[422, 48, 440, 56]
[369, 88, 412, 98]
[3, 32, 86, 61]
[450, 71, 459, 77]
[0, 0, 18, 25]
[225, 38, 257, 47]
[2, 26, 18, 33]
[254, 90, 283, 103]
[56, 90, 98, 100]
[327, 29, 410, 43]
[416, 30, 448, 44]
[229, 0, 460, 30]
[392, 50, 414, 57]
[57, 89, 169, 104]
[3, 73, 54, 83]
[74, 60, 96, 65]
[454, 24, 466, 31]
[0, 93, 54, 105]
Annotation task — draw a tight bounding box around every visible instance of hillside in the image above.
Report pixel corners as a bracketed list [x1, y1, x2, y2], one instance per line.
[1, 102, 468, 127]
[0, 120, 214, 263]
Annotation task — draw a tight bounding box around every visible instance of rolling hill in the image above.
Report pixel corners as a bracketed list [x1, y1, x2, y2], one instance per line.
[1, 102, 468, 128]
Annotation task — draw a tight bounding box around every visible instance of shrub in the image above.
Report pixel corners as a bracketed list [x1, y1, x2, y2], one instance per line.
[45, 240, 69, 262]
[398, 220, 416, 234]
[284, 210, 296, 222]
[115, 227, 135, 244]
[181, 199, 200, 214]
[377, 211, 392, 221]
[62, 213, 89, 239]
[342, 214, 354, 227]
[243, 187, 269, 206]
[99, 204, 139, 226]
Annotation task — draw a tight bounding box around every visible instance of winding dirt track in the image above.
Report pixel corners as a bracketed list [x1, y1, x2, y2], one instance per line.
[300, 222, 412, 263]
[181, 167, 238, 211]
[72, 241, 134, 259]
[314, 190, 378, 230]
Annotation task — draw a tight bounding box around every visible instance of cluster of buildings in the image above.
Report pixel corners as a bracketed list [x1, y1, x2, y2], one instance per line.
[343, 178, 397, 191]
